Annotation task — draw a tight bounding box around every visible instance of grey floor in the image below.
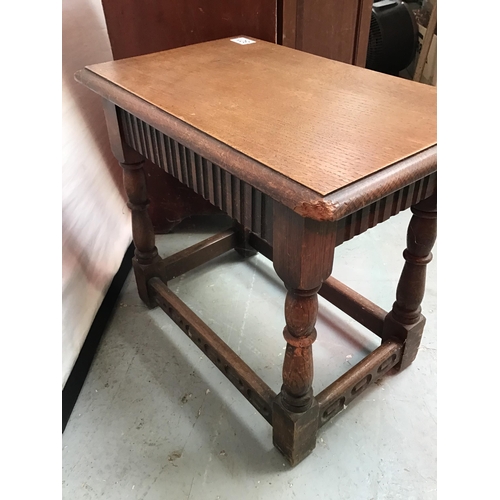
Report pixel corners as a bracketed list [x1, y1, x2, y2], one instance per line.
[62, 211, 437, 500]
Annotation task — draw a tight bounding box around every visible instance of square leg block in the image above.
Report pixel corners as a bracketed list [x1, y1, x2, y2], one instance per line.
[383, 312, 426, 371]
[272, 395, 319, 466]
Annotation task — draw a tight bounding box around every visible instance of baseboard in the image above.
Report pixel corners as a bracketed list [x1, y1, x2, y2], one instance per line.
[62, 242, 135, 433]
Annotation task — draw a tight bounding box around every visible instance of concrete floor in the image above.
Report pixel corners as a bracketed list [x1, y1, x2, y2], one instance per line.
[62, 211, 437, 500]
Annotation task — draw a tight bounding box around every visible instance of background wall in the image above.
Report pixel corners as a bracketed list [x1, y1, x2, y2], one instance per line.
[62, 0, 131, 387]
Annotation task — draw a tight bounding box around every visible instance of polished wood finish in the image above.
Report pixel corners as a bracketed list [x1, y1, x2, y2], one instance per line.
[82, 38, 436, 197]
[281, 0, 372, 66]
[121, 158, 161, 308]
[383, 192, 437, 371]
[102, 101, 162, 307]
[271, 203, 336, 464]
[98, 1, 381, 231]
[76, 39, 437, 467]
[118, 104, 436, 235]
[100, 0, 371, 231]
[76, 68, 436, 223]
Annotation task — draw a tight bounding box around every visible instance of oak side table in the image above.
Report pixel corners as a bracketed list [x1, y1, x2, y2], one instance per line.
[76, 37, 437, 466]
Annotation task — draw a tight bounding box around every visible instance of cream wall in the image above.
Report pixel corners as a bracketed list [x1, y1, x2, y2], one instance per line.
[62, 0, 131, 387]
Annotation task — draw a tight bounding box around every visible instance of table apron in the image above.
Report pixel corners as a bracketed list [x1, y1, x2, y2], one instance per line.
[119, 109, 436, 247]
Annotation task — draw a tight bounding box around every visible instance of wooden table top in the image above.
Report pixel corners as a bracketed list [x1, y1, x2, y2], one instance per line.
[80, 37, 436, 198]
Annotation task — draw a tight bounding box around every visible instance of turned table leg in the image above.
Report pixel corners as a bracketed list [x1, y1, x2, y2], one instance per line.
[383, 192, 437, 370]
[272, 202, 336, 465]
[121, 159, 162, 308]
[102, 100, 162, 308]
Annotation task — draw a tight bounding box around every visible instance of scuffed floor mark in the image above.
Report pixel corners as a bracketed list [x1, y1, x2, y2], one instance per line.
[181, 393, 193, 404]
[167, 450, 182, 466]
[177, 389, 209, 465]
[201, 452, 213, 488]
[187, 477, 196, 500]
[201, 396, 226, 488]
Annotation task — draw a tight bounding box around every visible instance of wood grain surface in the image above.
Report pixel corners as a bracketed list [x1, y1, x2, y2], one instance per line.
[85, 38, 436, 196]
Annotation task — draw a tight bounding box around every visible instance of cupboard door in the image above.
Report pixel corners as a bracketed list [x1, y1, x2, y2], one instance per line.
[281, 0, 372, 66]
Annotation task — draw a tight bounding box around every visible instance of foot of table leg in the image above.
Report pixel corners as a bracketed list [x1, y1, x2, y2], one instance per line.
[233, 222, 258, 258]
[273, 395, 319, 466]
[121, 159, 162, 308]
[383, 192, 437, 370]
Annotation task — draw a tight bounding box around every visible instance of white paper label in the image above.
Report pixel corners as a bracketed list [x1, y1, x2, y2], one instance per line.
[230, 37, 256, 45]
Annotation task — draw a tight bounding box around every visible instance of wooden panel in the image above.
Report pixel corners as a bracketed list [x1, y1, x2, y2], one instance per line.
[102, 0, 277, 60]
[298, 0, 360, 64]
[353, 0, 374, 67]
[86, 39, 436, 196]
[280, 0, 372, 66]
[281, 0, 298, 48]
